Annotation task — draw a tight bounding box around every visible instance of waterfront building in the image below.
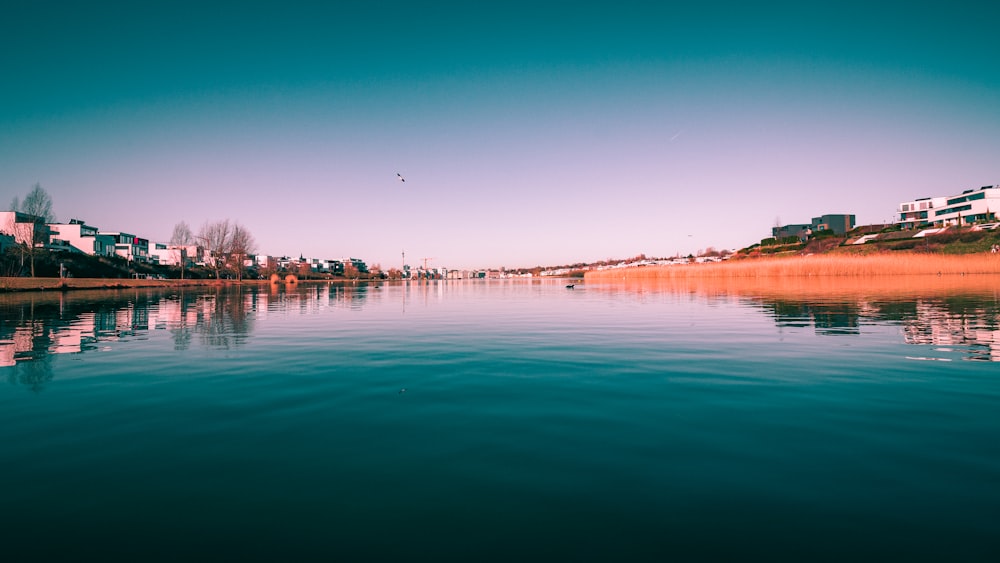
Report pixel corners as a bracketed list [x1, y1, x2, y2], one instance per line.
[99, 231, 150, 263]
[772, 214, 855, 241]
[810, 214, 856, 234]
[1, 211, 53, 247]
[48, 219, 115, 256]
[897, 185, 999, 229]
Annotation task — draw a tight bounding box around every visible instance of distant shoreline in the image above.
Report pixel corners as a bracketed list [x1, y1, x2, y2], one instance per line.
[7, 252, 1000, 293]
[0, 277, 365, 293]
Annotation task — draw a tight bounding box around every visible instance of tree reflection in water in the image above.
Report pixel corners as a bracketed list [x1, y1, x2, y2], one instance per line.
[2, 280, 999, 392]
[0, 286, 263, 387]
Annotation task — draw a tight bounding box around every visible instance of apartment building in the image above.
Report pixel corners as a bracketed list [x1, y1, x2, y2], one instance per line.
[99, 231, 150, 262]
[0, 211, 53, 246]
[897, 185, 999, 229]
[772, 214, 856, 240]
[48, 219, 115, 256]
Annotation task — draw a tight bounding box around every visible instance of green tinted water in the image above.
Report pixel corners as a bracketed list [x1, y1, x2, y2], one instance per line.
[1, 281, 998, 561]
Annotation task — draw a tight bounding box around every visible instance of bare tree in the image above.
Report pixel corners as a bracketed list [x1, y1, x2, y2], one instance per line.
[343, 262, 359, 279]
[19, 184, 55, 223]
[8, 183, 55, 277]
[170, 221, 194, 279]
[227, 222, 256, 282]
[198, 219, 231, 279]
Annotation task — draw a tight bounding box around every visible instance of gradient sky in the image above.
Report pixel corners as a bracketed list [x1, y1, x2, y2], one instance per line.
[3, 0, 999, 269]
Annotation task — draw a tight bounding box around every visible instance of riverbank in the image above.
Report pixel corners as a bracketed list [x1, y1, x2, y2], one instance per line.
[0, 277, 253, 292]
[583, 252, 1000, 282]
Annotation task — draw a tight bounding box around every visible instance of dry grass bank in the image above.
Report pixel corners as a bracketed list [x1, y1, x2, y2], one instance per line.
[584, 253, 1000, 282]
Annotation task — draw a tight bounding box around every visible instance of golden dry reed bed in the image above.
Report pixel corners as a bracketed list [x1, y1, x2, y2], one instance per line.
[583, 254, 1000, 301]
[585, 253, 1000, 281]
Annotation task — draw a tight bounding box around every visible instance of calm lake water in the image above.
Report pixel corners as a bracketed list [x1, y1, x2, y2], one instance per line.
[2, 279, 998, 561]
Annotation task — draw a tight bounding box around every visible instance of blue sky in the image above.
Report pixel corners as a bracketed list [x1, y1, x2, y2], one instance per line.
[3, 1, 998, 269]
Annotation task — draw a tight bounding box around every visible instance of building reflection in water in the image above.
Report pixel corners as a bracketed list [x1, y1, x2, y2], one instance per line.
[2, 279, 999, 391]
[0, 288, 261, 380]
[592, 276, 1000, 362]
[757, 297, 1000, 361]
[900, 301, 1000, 362]
[762, 301, 864, 335]
[0, 283, 384, 377]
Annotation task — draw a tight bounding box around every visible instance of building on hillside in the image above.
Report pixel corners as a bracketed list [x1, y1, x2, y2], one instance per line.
[772, 223, 812, 241]
[147, 242, 169, 265]
[773, 213, 856, 241]
[896, 197, 945, 229]
[897, 185, 1000, 229]
[0, 211, 54, 247]
[48, 219, 115, 256]
[810, 214, 856, 234]
[99, 231, 150, 263]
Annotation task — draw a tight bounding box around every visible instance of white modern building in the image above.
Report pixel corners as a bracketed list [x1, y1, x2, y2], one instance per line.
[48, 219, 115, 256]
[0, 211, 51, 246]
[897, 185, 999, 229]
[147, 243, 201, 266]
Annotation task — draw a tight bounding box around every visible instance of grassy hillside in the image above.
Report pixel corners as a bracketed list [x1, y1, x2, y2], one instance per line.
[744, 225, 1000, 258]
[586, 226, 1000, 282]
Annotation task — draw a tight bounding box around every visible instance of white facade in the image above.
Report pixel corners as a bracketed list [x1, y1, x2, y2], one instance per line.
[897, 185, 999, 229]
[0, 211, 43, 246]
[48, 220, 115, 256]
[148, 243, 200, 266]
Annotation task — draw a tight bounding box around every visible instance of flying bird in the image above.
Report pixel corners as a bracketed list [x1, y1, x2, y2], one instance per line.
[397, 173, 406, 183]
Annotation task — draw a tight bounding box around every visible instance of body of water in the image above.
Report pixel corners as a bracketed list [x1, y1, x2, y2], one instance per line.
[1, 279, 998, 561]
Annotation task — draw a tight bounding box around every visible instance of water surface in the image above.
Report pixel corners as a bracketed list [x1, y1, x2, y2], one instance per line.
[1, 280, 998, 561]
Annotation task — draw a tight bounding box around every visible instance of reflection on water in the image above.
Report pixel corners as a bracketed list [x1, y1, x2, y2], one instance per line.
[757, 296, 1000, 361]
[593, 276, 1000, 362]
[900, 301, 1000, 361]
[0, 282, 386, 378]
[3, 278, 1000, 386]
[2, 278, 999, 561]
[0, 281, 460, 362]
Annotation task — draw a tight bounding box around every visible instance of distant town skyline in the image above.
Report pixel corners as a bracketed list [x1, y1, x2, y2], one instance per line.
[3, 1, 998, 269]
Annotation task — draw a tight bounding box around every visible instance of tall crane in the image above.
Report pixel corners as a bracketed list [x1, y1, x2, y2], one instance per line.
[421, 257, 436, 269]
